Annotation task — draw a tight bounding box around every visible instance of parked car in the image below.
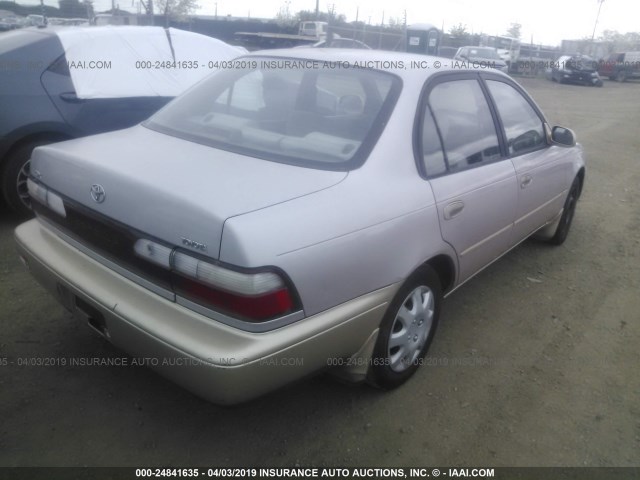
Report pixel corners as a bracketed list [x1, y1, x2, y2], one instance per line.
[598, 51, 640, 82]
[454, 46, 508, 73]
[550, 54, 603, 86]
[0, 25, 242, 215]
[0, 15, 23, 31]
[436, 46, 457, 59]
[16, 49, 585, 405]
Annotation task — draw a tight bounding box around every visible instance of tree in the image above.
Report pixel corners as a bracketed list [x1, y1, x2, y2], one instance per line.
[83, 0, 94, 18]
[506, 22, 521, 39]
[448, 23, 471, 48]
[449, 23, 468, 37]
[58, 0, 87, 17]
[386, 16, 404, 30]
[599, 29, 640, 50]
[296, 9, 346, 25]
[275, 1, 296, 27]
[155, 0, 197, 25]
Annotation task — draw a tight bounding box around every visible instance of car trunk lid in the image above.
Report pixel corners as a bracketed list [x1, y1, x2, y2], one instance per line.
[30, 125, 347, 259]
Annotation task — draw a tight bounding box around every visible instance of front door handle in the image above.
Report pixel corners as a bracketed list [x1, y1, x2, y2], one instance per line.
[520, 174, 533, 189]
[443, 200, 465, 220]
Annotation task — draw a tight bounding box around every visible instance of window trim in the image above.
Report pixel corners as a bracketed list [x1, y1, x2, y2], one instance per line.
[478, 72, 550, 159]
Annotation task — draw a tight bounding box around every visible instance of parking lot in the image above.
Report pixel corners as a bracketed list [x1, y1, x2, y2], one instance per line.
[0, 76, 638, 467]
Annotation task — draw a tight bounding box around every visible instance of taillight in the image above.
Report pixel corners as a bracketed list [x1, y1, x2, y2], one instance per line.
[173, 274, 294, 322]
[28, 179, 66, 217]
[134, 239, 298, 322]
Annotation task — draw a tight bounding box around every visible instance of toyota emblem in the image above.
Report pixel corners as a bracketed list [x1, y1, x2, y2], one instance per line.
[90, 184, 106, 203]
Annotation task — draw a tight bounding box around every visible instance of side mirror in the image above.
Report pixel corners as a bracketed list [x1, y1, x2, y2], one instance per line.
[550, 126, 576, 147]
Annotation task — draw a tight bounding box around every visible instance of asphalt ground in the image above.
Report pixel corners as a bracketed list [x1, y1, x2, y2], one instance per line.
[0, 75, 638, 468]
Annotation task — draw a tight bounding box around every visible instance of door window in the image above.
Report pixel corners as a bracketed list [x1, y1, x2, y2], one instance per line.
[486, 80, 546, 156]
[423, 79, 501, 174]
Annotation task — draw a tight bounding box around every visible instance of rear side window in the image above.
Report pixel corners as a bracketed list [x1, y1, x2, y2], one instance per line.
[486, 80, 545, 156]
[425, 79, 501, 173]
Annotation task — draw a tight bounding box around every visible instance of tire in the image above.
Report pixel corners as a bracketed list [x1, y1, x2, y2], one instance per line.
[616, 70, 627, 82]
[549, 177, 581, 246]
[367, 266, 442, 390]
[1, 141, 49, 217]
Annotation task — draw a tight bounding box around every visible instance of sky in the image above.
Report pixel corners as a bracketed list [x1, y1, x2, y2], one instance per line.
[193, 0, 637, 45]
[13, 0, 639, 46]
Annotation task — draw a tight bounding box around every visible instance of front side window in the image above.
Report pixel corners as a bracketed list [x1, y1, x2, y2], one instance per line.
[486, 80, 546, 156]
[426, 79, 501, 173]
[146, 58, 400, 169]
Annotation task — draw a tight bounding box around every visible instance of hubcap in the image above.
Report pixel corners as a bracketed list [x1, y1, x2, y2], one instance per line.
[388, 285, 434, 373]
[16, 159, 32, 210]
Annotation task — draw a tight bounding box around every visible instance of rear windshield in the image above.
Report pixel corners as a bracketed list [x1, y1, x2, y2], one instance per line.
[469, 48, 501, 60]
[145, 57, 401, 170]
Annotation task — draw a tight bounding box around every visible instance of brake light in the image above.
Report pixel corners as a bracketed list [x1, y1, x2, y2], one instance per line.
[173, 274, 294, 321]
[134, 239, 297, 322]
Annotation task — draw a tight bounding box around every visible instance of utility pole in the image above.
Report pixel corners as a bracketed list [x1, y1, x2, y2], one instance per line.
[315, 0, 319, 20]
[590, 0, 604, 43]
[40, 0, 47, 26]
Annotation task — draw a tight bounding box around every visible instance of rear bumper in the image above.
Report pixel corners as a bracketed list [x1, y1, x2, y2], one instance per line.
[15, 219, 394, 404]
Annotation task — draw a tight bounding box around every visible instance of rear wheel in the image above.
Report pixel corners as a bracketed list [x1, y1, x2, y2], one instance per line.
[549, 177, 581, 245]
[368, 266, 442, 389]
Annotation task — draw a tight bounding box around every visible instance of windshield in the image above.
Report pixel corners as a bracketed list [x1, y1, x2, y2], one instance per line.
[569, 56, 597, 71]
[145, 57, 401, 170]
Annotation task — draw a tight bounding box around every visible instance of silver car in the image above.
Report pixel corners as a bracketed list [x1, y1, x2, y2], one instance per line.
[15, 49, 585, 404]
[453, 46, 509, 73]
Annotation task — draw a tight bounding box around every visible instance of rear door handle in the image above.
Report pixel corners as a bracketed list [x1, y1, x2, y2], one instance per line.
[520, 174, 533, 189]
[443, 200, 465, 220]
